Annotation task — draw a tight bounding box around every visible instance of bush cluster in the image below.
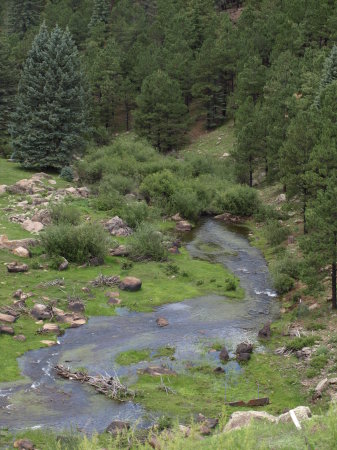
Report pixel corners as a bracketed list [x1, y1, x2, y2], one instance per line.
[128, 224, 167, 262]
[50, 203, 81, 226]
[41, 222, 108, 263]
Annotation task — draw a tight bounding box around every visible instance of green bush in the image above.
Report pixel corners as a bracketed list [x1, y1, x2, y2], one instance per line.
[285, 336, 318, 351]
[128, 224, 167, 262]
[93, 189, 123, 211]
[140, 170, 177, 205]
[217, 185, 261, 217]
[100, 174, 135, 196]
[60, 166, 74, 182]
[271, 253, 300, 280]
[171, 186, 201, 221]
[50, 203, 81, 226]
[264, 220, 290, 246]
[41, 222, 108, 263]
[310, 354, 329, 370]
[118, 201, 153, 228]
[272, 272, 295, 294]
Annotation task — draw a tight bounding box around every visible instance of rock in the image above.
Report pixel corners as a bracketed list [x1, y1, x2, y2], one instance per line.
[179, 425, 191, 437]
[149, 435, 161, 449]
[219, 347, 229, 362]
[214, 212, 243, 224]
[42, 323, 60, 334]
[31, 304, 52, 320]
[0, 325, 15, 335]
[105, 291, 119, 298]
[169, 246, 180, 254]
[213, 366, 225, 373]
[236, 342, 253, 355]
[40, 340, 57, 347]
[68, 300, 85, 313]
[295, 347, 312, 359]
[329, 378, 337, 385]
[196, 413, 218, 430]
[82, 287, 91, 294]
[49, 179, 57, 185]
[171, 213, 183, 222]
[22, 219, 44, 233]
[119, 276, 142, 292]
[78, 187, 90, 198]
[258, 323, 271, 339]
[288, 235, 295, 245]
[14, 334, 26, 341]
[278, 406, 312, 424]
[107, 297, 121, 305]
[0, 184, 7, 194]
[12, 246, 30, 258]
[156, 317, 169, 327]
[104, 216, 133, 237]
[106, 420, 130, 435]
[276, 193, 286, 204]
[88, 256, 104, 266]
[224, 411, 277, 432]
[308, 303, 319, 311]
[176, 220, 192, 232]
[237, 353, 251, 362]
[109, 245, 129, 256]
[58, 258, 69, 271]
[13, 438, 35, 450]
[141, 366, 177, 376]
[31, 209, 51, 225]
[13, 289, 23, 299]
[0, 313, 16, 323]
[69, 318, 86, 328]
[7, 262, 29, 273]
[0, 235, 38, 251]
[313, 378, 329, 400]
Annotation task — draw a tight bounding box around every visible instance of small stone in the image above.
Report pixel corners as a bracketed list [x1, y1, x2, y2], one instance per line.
[237, 352, 251, 362]
[0, 326, 15, 335]
[308, 303, 319, 311]
[156, 317, 169, 327]
[12, 246, 30, 258]
[119, 276, 142, 292]
[0, 313, 16, 323]
[258, 323, 271, 339]
[31, 304, 51, 320]
[7, 262, 29, 273]
[14, 334, 26, 341]
[105, 291, 119, 298]
[68, 301, 85, 313]
[69, 318, 86, 328]
[176, 220, 192, 232]
[40, 340, 57, 347]
[58, 259, 69, 271]
[106, 420, 130, 436]
[13, 438, 35, 450]
[171, 213, 183, 222]
[148, 435, 161, 450]
[109, 245, 129, 256]
[168, 246, 180, 254]
[107, 298, 121, 305]
[13, 289, 23, 299]
[313, 378, 329, 400]
[42, 323, 60, 334]
[21, 219, 44, 233]
[219, 347, 229, 362]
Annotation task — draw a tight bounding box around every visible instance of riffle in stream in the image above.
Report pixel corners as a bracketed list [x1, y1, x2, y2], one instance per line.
[0, 219, 278, 432]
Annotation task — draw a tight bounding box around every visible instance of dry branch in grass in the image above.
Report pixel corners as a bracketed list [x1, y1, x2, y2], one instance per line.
[55, 365, 135, 401]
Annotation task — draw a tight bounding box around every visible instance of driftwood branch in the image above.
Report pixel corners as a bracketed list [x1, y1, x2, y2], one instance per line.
[55, 365, 135, 402]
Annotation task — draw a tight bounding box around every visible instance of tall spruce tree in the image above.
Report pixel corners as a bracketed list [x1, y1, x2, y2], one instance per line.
[8, 0, 42, 36]
[89, 0, 110, 28]
[134, 70, 188, 152]
[10, 24, 86, 169]
[315, 45, 337, 107]
[0, 33, 18, 155]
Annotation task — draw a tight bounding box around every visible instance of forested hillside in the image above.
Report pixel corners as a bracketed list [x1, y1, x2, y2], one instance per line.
[1, 1, 337, 449]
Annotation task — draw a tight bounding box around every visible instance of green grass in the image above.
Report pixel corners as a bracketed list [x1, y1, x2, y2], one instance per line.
[132, 353, 308, 420]
[115, 346, 176, 366]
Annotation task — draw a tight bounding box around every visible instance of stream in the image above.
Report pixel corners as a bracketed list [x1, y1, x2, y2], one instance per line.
[0, 219, 278, 432]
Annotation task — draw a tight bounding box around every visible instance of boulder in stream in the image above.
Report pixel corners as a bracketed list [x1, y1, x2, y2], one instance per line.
[106, 420, 130, 435]
[119, 276, 142, 292]
[156, 317, 169, 327]
[219, 347, 229, 362]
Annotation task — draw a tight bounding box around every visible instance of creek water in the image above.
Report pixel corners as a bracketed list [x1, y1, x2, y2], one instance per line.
[0, 219, 278, 432]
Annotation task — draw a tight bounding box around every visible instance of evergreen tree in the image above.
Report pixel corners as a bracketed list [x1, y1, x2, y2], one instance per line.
[303, 179, 337, 309]
[315, 45, 337, 107]
[0, 33, 18, 156]
[89, 0, 110, 28]
[280, 110, 320, 233]
[10, 24, 86, 169]
[8, 0, 42, 36]
[134, 70, 188, 152]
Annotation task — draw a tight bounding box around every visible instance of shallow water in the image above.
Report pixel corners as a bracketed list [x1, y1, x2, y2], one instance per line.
[0, 219, 278, 432]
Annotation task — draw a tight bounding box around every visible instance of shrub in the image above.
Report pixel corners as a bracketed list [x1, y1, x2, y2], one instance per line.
[272, 272, 295, 294]
[285, 336, 318, 351]
[100, 174, 135, 195]
[271, 253, 300, 280]
[119, 201, 152, 228]
[217, 185, 261, 217]
[310, 354, 329, 370]
[140, 170, 177, 205]
[128, 224, 167, 261]
[93, 189, 123, 211]
[264, 220, 290, 246]
[60, 166, 74, 182]
[50, 203, 81, 226]
[41, 222, 108, 263]
[170, 186, 201, 221]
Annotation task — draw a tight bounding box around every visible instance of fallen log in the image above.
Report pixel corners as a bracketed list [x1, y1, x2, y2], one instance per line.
[55, 365, 135, 402]
[226, 397, 270, 407]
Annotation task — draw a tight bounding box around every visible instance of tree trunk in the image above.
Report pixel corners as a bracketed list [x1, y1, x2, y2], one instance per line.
[249, 156, 253, 187]
[303, 188, 308, 234]
[333, 232, 337, 310]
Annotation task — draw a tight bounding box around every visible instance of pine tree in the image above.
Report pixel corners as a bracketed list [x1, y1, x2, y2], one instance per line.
[302, 179, 337, 309]
[315, 45, 337, 107]
[89, 0, 110, 28]
[134, 70, 188, 152]
[10, 24, 86, 169]
[8, 0, 42, 36]
[0, 33, 18, 155]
